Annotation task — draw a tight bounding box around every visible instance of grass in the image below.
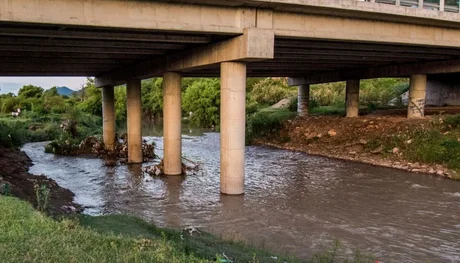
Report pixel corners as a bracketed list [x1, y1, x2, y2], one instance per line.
[364, 114, 460, 173]
[0, 196, 295, 263]
[0, 196, 376, 263]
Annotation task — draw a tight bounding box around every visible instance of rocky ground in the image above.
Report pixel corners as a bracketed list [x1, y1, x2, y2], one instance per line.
[0, 147, 81, 215]
[257, 115, 459, 179]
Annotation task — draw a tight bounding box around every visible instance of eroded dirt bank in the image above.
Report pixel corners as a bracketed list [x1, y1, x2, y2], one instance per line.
[0, 147, 80, 215]
[256, 115, 459, 179]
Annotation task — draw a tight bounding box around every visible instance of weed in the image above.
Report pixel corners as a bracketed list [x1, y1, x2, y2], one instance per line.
[34, 183, 50, 212]
[1, 183, 10, 196]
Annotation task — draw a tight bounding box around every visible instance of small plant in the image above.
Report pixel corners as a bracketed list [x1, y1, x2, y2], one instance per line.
[1, 183, 10, 196]
[34, 183, 50, 212]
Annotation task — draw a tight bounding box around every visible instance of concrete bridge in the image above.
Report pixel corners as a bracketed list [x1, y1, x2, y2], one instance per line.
[2, 0, 460, 194]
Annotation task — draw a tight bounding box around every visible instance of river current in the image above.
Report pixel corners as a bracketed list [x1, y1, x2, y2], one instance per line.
[22, 127, 460, 262]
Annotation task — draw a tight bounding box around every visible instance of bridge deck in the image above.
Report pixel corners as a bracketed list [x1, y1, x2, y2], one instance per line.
[0, 0, 460, 79]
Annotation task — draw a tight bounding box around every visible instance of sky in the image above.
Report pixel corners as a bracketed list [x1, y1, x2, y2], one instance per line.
[0, 77, 88, 95]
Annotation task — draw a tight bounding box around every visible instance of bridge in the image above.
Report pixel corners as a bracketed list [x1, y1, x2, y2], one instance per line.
[2, 0, 460, 194]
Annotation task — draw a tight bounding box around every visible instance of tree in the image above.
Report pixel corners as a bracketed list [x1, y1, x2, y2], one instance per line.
[142, 78, 163, 120]
[77, 78, 102, 116]
[249, 78, 296, 106]
[182, 78, 220, 127]
[18, 85, 43, 99]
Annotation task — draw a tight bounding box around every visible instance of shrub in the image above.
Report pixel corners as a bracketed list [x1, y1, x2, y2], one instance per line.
[249, 78, 296, 106]
[182, 78, 220, 127]
[246, 109, 296, 144]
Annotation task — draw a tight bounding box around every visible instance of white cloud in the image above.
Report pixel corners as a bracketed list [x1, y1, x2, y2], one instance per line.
[0, 77, 88, 95]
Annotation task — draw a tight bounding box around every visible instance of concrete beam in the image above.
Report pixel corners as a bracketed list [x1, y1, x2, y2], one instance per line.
[96, 28, 274, 87]
[0, 0, 256, 34]
[0, 28, 211, 43]
[289, 59, 460, 85]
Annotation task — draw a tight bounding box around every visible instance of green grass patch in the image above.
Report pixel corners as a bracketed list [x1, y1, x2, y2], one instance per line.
[0, 196, 376, 263]
[404, 129, 460, 171]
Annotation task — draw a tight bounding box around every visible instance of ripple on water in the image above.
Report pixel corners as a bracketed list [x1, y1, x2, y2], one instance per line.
[21, 133, 460, 263]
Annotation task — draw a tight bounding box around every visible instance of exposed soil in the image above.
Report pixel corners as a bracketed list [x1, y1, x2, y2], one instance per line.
[257, 115, 458, 179]
[0, 147, 81, 215]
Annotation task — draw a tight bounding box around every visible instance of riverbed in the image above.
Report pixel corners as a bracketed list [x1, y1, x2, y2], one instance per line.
[22, 129, 460, 262]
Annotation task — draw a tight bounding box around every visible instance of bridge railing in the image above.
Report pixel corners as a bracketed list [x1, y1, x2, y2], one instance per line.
[360, 0, 460, 13]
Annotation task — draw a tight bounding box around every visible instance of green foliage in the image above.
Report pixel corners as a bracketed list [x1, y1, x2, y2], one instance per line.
[310, 78, 408, 109]
[360, 78, 408, 107]
[77, 78, 102, 116]
[246, 109, 296, 144]
[404, 129, 460, 171]
[18, 84, 44, 99]
[34, 183, 50, 212]
[0, 121, 27, 148]
[444, 114, 460, 128]
[182, 78, 220, 128]
[142, 78, 163, 120]
[311, 82, 346, 106]
[249, 78, 296, 106]
[114, 86, 127, 122]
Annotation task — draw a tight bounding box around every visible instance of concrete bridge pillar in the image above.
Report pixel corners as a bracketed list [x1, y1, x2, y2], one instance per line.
[220, 61, 246, 195]
[346, 80, 360, 118]
[126, 79, 143, 164]
[102, 85, 116, 151]
[298, 84, 310, 117]
[407, 74, 427, 118]
[163, 72, 183, 175]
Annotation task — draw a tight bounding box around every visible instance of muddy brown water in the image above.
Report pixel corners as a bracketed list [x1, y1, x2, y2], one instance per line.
[22, 126, 460, 263]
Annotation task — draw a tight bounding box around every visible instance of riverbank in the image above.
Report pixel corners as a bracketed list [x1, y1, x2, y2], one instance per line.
[255, 115, 460, 179]
[0, 147, 80, 215]
[0, 196, 305, 263]
[0, 147, 296, 262]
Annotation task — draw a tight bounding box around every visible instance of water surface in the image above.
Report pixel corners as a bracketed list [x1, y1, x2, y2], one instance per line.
[23, 129, 460, 262]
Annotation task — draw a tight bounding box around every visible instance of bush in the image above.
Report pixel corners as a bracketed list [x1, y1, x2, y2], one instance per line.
[249, 78, 296, 106]
[0, 121, 27, 148]
[182, 78, 220, 127]
[246, 109, 296, 144]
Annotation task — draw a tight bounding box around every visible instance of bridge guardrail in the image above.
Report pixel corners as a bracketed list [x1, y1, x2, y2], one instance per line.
[359, 0, 460, 13]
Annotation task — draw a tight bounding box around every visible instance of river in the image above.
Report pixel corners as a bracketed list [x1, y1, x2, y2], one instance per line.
[22, 126, 460, 263]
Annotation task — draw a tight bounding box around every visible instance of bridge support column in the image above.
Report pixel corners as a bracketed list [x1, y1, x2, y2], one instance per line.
[127, 79, 143, 164]
[407, 74, 427, 118]
[163, 72, 182, 175]
[102, 85, 116, 151]
[346, 80, 360, 118]
[220, 61, 246, 195]
[298, 84, 310, 117]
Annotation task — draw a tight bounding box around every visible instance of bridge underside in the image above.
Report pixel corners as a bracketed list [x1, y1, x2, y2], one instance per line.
[1, 22, 460, 79]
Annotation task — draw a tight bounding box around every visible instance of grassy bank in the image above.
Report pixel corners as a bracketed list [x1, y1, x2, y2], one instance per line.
[0, 196, 375, 263]
[0, 110, 102, 150]
[365, 114, 460, 173]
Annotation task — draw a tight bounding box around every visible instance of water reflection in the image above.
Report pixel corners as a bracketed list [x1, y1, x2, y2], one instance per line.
[22, 126, 460, 263]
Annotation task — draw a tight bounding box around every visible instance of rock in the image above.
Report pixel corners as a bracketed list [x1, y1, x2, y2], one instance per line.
[392, 147, 399, 154]
[428, 168, 436, 174]
[359, 139, 368, 145]
[271, 98, 291, 109]
[316, 133, 322, 138]
[371, 145, 384, 154]
[436, 170, 445, 176]
[406, 139, 413, 144]
[411, 169, 422, 173]
[328, 129, 337, 137]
